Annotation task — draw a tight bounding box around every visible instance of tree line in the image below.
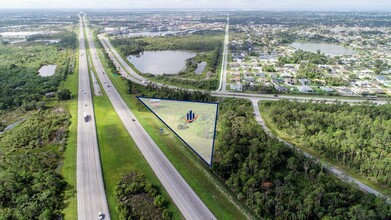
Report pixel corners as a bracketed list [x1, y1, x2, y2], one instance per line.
[111, 33, 223, 56]
[126, 80, 215, 102]
[261, 100, 391, 187]
[213, 98, 390, 219]
[278, 49, 333, 65]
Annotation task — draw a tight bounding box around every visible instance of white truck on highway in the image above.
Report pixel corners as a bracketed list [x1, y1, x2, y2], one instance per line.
[84, 112, 89, 122]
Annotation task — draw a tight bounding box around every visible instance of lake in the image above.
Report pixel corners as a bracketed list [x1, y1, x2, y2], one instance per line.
[38, 65, 57, 77]
[291, 42, 356, 56]
[194, 61, 207, 74]
[127, 51, 196, 75]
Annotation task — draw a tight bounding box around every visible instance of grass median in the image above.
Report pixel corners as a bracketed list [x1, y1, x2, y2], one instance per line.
[60, 50, 79, 219]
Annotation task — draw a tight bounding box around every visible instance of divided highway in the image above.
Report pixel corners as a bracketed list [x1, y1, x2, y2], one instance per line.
[76, 14, 110, 220]
[82, 15, 216, 220]
[216, 14, 229, 92]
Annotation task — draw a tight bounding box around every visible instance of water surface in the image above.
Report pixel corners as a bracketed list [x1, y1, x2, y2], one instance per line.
[127, 51, 196, 75]
[291, 42, 356, 56]
[38, 65, 57, 77]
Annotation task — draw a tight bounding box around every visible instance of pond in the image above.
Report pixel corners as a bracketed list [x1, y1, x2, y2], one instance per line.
[127, 51, 196, 75]
[38, 65, 57, 77]
[194, 61, 207, 74]
[290, 42, 357, 56]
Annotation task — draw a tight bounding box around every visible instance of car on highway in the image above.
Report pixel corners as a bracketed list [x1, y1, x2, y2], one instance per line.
[98, 212, 103, 220]
[132, 119, 136, 121]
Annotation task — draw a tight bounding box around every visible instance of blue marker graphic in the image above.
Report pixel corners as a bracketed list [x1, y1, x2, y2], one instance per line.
[185, 110, 198, 123]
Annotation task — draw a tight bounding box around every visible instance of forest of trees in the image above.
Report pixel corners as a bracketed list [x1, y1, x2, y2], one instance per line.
[278, 49, 333, 65]
[126, 80, 215, 102]
[0, 109, 70, 219]
[213, 98, 390, 219]
[261, 100, 391, 187]
[115, 172, 172, 220]
[0, 33, 76, 111]
[111, 33, 223, 56]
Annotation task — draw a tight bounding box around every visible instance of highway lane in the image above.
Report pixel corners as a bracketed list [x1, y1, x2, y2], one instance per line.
[83, 16, 216, 220]
[77, 13, 110, 220]
[216, 14, 229, 92]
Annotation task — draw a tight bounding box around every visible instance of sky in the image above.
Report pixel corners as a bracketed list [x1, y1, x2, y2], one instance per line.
[1, 0, 391, 11]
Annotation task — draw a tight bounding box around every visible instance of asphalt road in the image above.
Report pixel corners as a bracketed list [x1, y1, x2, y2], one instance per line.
[216, 14, 229, 92]
[77, 14, 111, 220]
[83, 15, 216, 220]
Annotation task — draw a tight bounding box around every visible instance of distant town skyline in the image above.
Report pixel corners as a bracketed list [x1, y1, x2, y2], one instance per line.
[1, 0, 391, 11]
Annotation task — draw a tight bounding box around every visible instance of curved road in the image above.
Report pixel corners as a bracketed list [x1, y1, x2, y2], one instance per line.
[83, 15, 216, 220]
[77, 13, 110, 220]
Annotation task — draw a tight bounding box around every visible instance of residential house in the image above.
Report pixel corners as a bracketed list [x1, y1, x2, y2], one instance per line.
[230, 76, 241, 83]
[355, 80, 370, 87]
[275, 85, 288, 92]
[320, 86, 334, 92]
[284, 78, 297, 85]
[373, 75, 388, 83]
[257, 77, 269, 83]
[230, 72, 241, 77]
[244, 76, 255, 83]
[272, 78, 284, 84]
[280, 72, 292, 78]
[230, 83, 243, 91]
[299, 78, 311, 85]
[255, 72, 266, 77]
[297, 86, 313, 93]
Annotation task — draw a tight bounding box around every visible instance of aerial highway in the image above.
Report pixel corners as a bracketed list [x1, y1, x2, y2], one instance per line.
[83, 15, 216, 220]
[216, 14, 230, 92]
[97, 22, 390, 203]
[76, 13, 111, 220]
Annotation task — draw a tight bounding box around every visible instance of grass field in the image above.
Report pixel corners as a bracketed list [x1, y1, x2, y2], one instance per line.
[60, 50, 79, 219]
[259, 102, 391, 198]
[97, 46, 255, 219]
[139, 98, 217, 164]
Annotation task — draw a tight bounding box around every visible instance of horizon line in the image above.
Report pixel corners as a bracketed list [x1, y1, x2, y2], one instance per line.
[1, 8, 391, 12]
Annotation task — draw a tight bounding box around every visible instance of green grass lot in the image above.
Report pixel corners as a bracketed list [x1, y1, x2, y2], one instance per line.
[97, 43, 254, 219]
[259, 102, 391, 198]
[60, 51, 79, 219]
